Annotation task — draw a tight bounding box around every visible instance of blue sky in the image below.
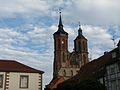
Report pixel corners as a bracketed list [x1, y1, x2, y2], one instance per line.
[0, 0, 120, 88]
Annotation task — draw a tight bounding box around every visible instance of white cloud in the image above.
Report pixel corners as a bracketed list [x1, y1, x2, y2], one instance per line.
[0, 0, 50, 17]
[0, 0, 120, 25]
[0, 26, 54, 88]
[62, 0, 120, 25]
[0, 0, 120, 88]
[82, 25, 114, 59]
[0, 24, 119, 88]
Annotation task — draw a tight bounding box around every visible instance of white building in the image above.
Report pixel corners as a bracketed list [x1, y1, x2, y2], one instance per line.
[0, 60, 44, 90]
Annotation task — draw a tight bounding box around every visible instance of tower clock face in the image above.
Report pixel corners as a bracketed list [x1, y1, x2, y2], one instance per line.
[62, 40, 64, 44]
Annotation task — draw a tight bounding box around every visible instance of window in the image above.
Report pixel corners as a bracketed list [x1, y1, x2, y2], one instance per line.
[71, 70, 73, 76]
[112, 52, 116, 58]
[58, 39, 60, 49]
[118, 63, 120, 72]
[0, 75, 3, 88]
[110, 66, 115, 74]
[20, 75, 29, 88]
[83, 41, 86, 51]
[63, 53, 65, 62]
[63, 70, 66, 76]
[111, 80, 117, 90]
[78, 41, 81, 52]
[83, 55, 86, 64]
[118, 79, 120, 90]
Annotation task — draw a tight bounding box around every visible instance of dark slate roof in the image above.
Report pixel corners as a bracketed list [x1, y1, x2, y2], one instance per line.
[74, 27, 87, 40]
[0, 60, 44, 73]
[71, 52, 112, 80]
[54, 28, 68, 35]
[53, 12, 68, 36]
[75, 35, 87, 40]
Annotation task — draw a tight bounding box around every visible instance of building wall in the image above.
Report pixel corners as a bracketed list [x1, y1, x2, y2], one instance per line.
[0, 72, 5, 90]
[0, 72, 42, 90]
[105, 63, 120, 90]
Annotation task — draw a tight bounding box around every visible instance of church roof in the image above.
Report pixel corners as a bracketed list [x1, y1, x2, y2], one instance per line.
[0, 60, 44, 73]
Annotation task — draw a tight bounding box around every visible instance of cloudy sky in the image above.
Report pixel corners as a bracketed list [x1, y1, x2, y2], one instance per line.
[0, 0, 120, 88]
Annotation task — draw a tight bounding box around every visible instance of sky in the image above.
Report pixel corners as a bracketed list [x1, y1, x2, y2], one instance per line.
[0, 0, 120, 88]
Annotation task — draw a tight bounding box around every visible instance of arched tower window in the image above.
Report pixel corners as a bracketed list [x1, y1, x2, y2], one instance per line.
[83, 41, 86, 51]
[58, 38, 60, 49]
[71, 70, 73, 76]
[63, 52, 65, 62]
[83, 55, 86, 64]
[78, 41, 81, 52]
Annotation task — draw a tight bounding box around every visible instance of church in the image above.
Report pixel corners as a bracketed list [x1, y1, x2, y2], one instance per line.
[45, 12, 89, 89]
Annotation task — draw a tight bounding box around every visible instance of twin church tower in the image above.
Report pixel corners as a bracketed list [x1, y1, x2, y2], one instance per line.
[47, 12, 89, 89]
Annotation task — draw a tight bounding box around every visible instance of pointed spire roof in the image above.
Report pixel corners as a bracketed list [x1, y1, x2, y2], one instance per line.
[74, 23, 87, 40]
[54, 12, 68, 36]
[58, 12, 63, 27]
[78, 22, 82, 36]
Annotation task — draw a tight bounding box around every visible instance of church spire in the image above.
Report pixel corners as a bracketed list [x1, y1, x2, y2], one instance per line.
[78, 22, 82, 36]
[53, 12, 68, 35]
[58, 12, 63, 27]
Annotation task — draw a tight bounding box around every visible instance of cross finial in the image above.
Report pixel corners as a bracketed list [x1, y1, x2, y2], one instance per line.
[78, 21, 82, 36]
[59, 11, 61, 15]
[79, 22, 81, 28]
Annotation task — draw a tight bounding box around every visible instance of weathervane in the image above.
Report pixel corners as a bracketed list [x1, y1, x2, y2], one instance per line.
[58, 7, 63, 13]
[112, 35, 116, 48]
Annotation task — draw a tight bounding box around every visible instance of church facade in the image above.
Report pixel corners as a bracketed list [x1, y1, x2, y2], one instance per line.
[46, 13, 89, 89]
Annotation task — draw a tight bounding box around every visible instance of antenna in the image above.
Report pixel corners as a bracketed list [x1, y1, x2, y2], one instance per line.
[89, 52, 92, 61]
[112, 35, 116, 48]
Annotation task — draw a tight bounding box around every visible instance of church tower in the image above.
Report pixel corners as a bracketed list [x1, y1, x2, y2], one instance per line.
[45, 14, 89, 90]
[74, 25, 89, 67]
[53, 12, 68, 78]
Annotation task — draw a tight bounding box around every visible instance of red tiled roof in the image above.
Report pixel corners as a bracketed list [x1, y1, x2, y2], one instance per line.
[0, 60, 44, 73]
[47, 76, 65, 89]
[72, 52, 112, 80]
